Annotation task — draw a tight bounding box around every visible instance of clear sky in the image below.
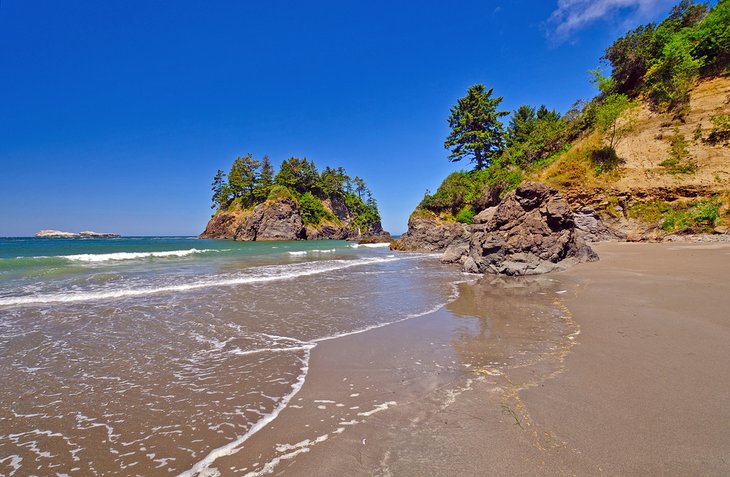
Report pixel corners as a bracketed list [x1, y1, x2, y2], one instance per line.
[1, 0, 682, 236]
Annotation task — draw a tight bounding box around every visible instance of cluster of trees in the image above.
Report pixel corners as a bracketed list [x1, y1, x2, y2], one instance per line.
[210, 156, 380, 228]
[603, 0, 729, 111]
[444, 85, 574, 172]
[428, 0, 727, 223]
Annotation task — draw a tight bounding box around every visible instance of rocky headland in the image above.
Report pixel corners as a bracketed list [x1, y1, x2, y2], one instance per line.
[202, 195, 391, 242]
[201, 157, 390, 242]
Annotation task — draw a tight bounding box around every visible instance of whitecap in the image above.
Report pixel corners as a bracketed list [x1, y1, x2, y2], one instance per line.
[62, 249, 219, 262]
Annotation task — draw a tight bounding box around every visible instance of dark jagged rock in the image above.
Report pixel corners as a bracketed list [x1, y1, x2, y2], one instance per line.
[390, 217, 469, 252]
[236, 198, 306, 241]
[462, 183, 598, 275]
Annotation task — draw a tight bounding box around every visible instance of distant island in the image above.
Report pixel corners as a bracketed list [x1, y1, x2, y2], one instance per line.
[201, 156, 390, 242]
[35, 230, 120, 238]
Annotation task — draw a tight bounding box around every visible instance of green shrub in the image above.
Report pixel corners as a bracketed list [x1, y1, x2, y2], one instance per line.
[591, 146, 621, 174]
[706, 114, 730, 145]
[628, 201, 671, 224]
[267, 184, 296, 202]
[455, 206, 476, 224]
[419, 171, 480, 215]
[645, 33, 703, 112]
[660, 129, 697, 174]
[630, 199, 720, 232]
[298, 192, 335, 226]
[343, 192, 380, 230]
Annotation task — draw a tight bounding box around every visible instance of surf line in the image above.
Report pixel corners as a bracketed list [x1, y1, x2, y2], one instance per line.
[0, 255, 429, 307]
[179, 277, 474, 477]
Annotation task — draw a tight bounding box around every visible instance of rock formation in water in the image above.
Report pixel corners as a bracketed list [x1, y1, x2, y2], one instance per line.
[35, 230, 120, 238]
[201, 197, 391, 242]
[201, 157, 391, 242]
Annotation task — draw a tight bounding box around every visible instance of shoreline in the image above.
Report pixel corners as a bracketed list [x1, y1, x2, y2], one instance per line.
[189, 241, 730, 476]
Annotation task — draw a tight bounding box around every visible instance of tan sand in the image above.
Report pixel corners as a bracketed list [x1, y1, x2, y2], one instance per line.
[208, 242, 730, 476]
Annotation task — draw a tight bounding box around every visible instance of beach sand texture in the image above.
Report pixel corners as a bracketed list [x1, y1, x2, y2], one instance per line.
[212, 242, 730, 476]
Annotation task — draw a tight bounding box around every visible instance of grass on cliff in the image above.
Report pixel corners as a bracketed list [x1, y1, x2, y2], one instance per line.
[537, 132, 622, 188]
[660, 129, 697, 175]
[628, 197, 724, 233]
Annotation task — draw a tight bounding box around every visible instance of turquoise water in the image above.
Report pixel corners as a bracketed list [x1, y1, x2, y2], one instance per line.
[0, 236, 390, 304]
[0, 235, 463, 476]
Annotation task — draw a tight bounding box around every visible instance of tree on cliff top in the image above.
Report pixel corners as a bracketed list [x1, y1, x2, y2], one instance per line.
[444, 84, 508, 170]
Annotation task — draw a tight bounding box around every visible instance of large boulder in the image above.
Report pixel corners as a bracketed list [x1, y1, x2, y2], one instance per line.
[463, 182, 598, 276]
[391, 217, 469, 252]
[236, 198, 306, 241]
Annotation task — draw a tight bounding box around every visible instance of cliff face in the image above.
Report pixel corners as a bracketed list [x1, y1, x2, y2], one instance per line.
[200, 196, 391, 242]
[396, 77, 730, 255]
[237, 198, 305, 241]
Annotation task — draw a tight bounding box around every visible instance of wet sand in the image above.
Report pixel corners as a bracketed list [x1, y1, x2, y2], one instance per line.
[213, 241, 730, 476]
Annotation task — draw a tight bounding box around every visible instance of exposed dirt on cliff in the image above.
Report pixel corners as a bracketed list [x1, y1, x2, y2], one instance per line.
[614, 75, 730, 191]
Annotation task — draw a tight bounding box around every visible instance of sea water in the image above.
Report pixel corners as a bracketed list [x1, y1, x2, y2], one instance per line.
[0, 236, 463, 475]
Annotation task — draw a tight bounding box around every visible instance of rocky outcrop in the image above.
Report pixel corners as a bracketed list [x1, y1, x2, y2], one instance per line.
[35, 230, 120, 238]
[390, 217, 469, 252]
[236, 198, 306, 241]
[448, 183, 598, 275]
[36, 230, 78, 238]
[202, 195, 389, 242]
[79, 231, 120, 238]
[199, 211, 244, 239]
[573, 208, 624, 242]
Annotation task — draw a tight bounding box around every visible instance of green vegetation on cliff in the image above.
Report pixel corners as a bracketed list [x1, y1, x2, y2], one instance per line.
[418, 0, 729, 230]
[210, 156, 380, 228]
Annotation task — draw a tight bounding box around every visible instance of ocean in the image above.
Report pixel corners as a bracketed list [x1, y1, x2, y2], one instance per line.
[0, 236, 467, 476]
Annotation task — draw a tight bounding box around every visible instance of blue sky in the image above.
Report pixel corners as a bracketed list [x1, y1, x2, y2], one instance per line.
[1, 0, 681, 236]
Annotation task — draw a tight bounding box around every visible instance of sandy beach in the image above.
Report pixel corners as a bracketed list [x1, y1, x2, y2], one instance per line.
[208, 241, 730, 476]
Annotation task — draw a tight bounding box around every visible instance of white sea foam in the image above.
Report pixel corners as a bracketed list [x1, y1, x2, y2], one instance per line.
[287, 251, 307, 256]
[62, 249, 219, 262]
[177, 351, 312, 477]
[350, 243, 391, 248]
[179, 274, 466, 477]
[357, 401, 396, 417]
[0, 256, 406, 307]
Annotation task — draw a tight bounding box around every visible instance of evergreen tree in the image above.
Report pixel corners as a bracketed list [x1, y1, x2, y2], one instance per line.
[228, 154, 260, 206]
[254, 155, 274, 202]
[353, 176, 367, 199]
[274, 158, 320, 195]
[507, 105, 537, 147]
[444, 84, 508, 170]
[210, 169, 228, 209]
